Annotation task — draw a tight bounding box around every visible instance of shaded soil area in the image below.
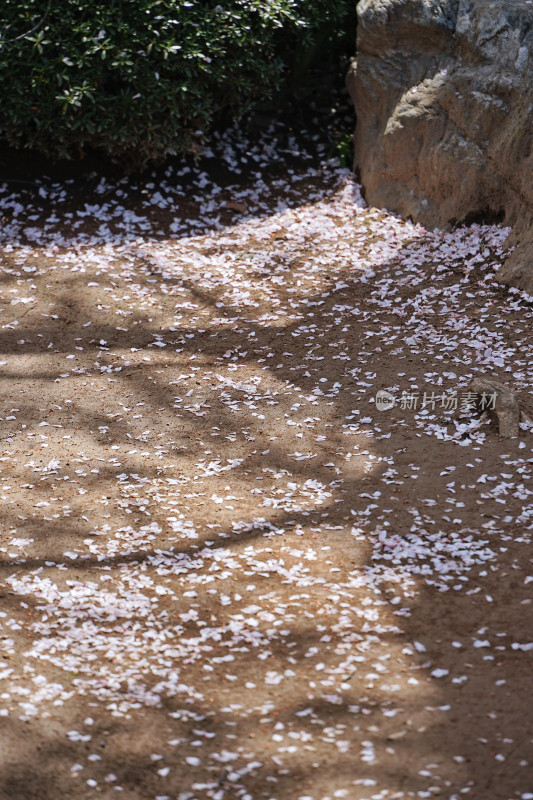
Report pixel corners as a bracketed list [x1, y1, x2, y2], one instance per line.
[0, 123, 531, 800]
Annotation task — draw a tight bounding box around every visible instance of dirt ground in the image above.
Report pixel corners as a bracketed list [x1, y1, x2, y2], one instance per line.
[0, 127, 532, 800]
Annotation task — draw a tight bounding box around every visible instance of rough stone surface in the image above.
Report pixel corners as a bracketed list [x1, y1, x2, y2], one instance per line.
[468, 377, 521, 438]
[348, 0, 533, 293]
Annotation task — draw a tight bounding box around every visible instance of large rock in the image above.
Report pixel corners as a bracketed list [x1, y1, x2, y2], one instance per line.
[348, 0, 533, 293]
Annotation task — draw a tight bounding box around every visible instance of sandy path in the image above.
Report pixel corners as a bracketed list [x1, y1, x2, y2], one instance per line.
[0, 139, 532, 800]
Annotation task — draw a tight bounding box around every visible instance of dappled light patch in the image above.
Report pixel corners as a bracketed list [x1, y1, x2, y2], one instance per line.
[0, 135, 531, 799]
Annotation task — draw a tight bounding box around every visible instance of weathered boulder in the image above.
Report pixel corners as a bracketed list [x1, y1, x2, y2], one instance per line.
[347, 0, 533, 293]
[468, 377, 520, 438]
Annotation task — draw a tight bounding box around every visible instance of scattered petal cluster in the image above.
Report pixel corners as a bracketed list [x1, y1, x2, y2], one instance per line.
[0, 120, 531, 800]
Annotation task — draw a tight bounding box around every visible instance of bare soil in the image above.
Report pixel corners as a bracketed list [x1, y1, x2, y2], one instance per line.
[0, 145, 531, 800]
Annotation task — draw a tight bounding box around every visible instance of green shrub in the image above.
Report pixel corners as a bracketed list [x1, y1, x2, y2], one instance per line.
[0, 0, 354, 168]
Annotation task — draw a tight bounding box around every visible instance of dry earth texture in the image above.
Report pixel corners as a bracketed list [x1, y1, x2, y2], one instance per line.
[0, 124, 532, 800]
